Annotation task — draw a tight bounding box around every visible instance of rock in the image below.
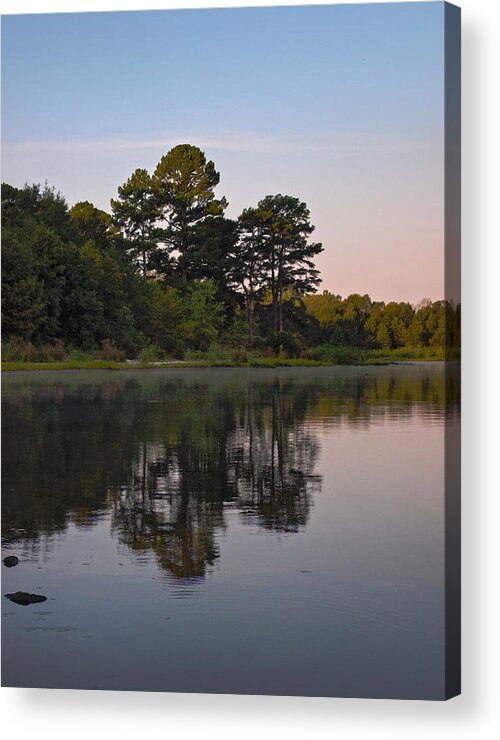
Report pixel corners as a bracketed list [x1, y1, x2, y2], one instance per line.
[5, 591, 47, 606]
[3, 556, 19, 568]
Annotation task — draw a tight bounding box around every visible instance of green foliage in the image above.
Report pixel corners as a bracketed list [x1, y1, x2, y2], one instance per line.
[2, 337, 66, 362]
[266, 331, 305, 359]
[2, 360, 126, 371]
[311, 345, 369, 365]
[220, 306, 250, 347]
[1, 229, 44, 339]
[234, 195, 323, 338]
[187, 215, 239, 304]
[70, 201, 114, 251]
[26, 222, 67, 341]
[1, 182, 77, 240]
[246, 357, 326, 368]
[111, 168, 160, 276]
[59, 240, 104, 349]
[152, 144, 228, 282]
[1, 155, 460, 363]
[1, 183, 139, 353]
[66, 348, 93, 362]
[137, 343, 166, 363]
[146, 281, 185, 353]
[94, 339, 126, 362]
[183, 279, 225, 352]
[231, 348, 249, 364]
[304, 291, 459, 355]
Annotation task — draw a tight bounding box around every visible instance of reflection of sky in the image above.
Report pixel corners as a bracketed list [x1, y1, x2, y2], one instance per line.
[1, 412, 449, 697]
[1, 3, 452, 303]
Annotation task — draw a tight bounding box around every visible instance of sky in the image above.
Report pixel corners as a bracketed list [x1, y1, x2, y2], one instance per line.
[1, 2, 448, 303]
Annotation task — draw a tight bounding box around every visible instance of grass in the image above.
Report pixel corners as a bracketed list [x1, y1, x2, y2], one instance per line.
[312, 345, 449, 365]
[1, 360, 128, 372]
[1, 358, 325, 372]
[364, 347, 448, 362]
[1, 345, 455, 373]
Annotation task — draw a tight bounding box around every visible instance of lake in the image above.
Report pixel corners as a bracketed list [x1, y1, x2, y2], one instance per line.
[1, 364, 460, 698]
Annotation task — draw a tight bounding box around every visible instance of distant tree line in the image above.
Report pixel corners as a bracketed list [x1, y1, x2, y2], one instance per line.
[1, 143, 459, 359]
[303, 292, 461, 352]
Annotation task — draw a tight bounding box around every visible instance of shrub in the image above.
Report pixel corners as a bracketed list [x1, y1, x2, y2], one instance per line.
[266, 331, 304, 359]
[1, 337, 67, 362]
[2, 337, 31, 361]
[231, 347, 248, 364]
[138, 343, 165, 363]
[170, 343, 186, 361]
[66, 348, 92, 361]
[301, 348, 320, 361]
[315, 345, 367, 365]
[40, 338, 66, 361]
[94, 338, 126, 362]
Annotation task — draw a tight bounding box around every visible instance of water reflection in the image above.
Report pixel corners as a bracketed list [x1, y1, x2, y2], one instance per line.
[108, 384, 322, 578]
[2, 365, 459, 582]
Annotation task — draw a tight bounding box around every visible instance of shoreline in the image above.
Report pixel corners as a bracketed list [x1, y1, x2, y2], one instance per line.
[1, 356, 455, 373]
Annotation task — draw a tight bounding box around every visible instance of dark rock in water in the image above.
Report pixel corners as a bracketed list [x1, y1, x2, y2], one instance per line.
[3, 556, 19, 568]
[5, 591, 47, 606]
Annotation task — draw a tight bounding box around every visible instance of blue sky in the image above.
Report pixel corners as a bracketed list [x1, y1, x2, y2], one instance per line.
[1, 3, 447, 302]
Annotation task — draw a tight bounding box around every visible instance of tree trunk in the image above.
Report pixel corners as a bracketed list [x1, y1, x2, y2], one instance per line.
[278, 287, 284, 333]
[247, 301, 254, 346]
[272, 289, 278, 333]
[271, 250, 278, 333]
[140, 222, 147, 278]
[244, 286, 255, 347]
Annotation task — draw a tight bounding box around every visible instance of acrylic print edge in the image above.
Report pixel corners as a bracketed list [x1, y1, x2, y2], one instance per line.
[444, 0, 461, 701]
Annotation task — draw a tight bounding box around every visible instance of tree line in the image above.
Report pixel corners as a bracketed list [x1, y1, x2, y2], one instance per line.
[1, 143, 459, 360]
[304, 292, 460, 353]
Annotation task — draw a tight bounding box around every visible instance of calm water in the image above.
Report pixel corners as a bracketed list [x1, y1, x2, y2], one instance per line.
[1, 365, 459, 698]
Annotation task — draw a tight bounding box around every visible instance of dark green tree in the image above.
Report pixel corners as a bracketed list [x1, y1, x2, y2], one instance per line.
[58, 241, 104, 348]
[152, 144, 227, 283]
[111, 168, 160, 277]
[28, 222, 67, 342]
[70, 201, 115, 252]
[247, 195, 323, 333]
[183, 279, 225, 351]
[188, 215, 238, 301]
[228, 208, 268, 346]
[1, 229, 44, 340]
[146, 281, 185, 354]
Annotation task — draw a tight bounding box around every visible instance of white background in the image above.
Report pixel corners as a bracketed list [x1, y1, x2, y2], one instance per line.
[0, 0, 499, 738]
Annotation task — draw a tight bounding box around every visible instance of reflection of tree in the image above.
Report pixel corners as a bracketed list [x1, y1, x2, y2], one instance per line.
[109, 379, 321, 578]
[109, 444, 223, 579]
[2, 365, 459, 580]
[234, 383, 321, 532]
[1, 377, 141, 544]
